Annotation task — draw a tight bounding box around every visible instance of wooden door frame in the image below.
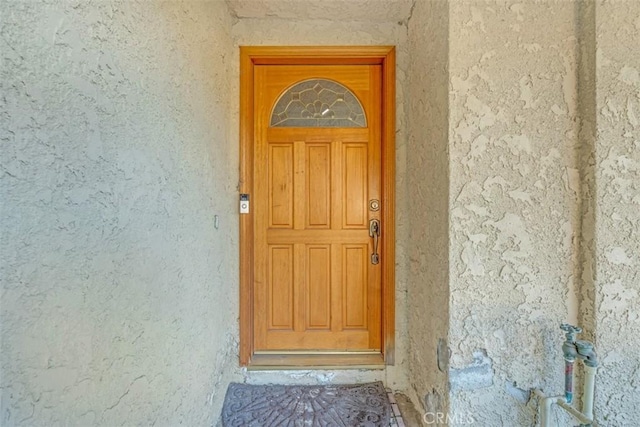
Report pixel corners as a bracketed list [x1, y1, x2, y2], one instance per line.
[239, 46, 396, 367]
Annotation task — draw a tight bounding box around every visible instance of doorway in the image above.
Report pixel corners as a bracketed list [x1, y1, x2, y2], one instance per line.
[239, 46, 396, 368]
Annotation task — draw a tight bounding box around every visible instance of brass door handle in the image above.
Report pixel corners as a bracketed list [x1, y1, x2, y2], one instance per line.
[369, 219, 380, 265]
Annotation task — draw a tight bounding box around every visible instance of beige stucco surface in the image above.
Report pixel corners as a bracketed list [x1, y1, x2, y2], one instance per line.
[226, 0, 414, 23]
[406, 1, 640, 425]
[1, 1, 239, 424]
[406, 0, 450, 417]
[2, 0, 640, 426]
[594, 1, 640, 425]
[447, 1, 581, 424]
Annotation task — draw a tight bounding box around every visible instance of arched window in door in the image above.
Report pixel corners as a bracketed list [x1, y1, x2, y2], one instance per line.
[270, 79, 367, 128]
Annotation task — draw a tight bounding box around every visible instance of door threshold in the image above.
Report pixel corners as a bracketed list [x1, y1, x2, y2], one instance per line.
[248, 352, 385, 370]
[255, 350, 381, 355]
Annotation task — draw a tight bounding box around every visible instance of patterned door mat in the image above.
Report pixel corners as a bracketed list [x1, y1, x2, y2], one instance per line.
[221, 381, 391, 426]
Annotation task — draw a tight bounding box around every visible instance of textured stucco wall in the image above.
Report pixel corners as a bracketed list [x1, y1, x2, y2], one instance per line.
[1, 1, 239, 425]
[448, 1, 582, 424]
[231, 17, 410, 391]
[406, 0, 450, 417]
[594, 1, 640, 425]
[226, 0, 414, 23]
[4, 1, 639, 425]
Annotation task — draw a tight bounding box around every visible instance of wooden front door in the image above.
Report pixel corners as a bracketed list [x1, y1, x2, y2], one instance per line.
[240, 47, 395, 367]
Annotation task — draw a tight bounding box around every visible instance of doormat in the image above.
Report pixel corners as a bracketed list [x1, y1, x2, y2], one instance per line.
[221, 381, 391, 426]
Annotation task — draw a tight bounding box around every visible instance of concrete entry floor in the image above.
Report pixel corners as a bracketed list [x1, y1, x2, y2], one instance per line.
[392, 393, 423, 427]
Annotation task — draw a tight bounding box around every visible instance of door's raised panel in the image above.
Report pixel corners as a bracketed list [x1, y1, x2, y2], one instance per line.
[262, 330, 370, 350]
[342, 143, 368, 228]
[306, 245, 331, 329]
[342, 244, 368, 329]
[269, 245, 294, 330]
[269, 144, 294, 228]
[306, 144, 331, 229]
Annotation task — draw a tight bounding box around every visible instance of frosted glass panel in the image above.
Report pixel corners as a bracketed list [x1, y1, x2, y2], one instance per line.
[271, 79, 367, 128]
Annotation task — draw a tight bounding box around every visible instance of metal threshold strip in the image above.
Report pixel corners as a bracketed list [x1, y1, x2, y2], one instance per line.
[249, 350, 386, 370]
[254, 350, 381, 355]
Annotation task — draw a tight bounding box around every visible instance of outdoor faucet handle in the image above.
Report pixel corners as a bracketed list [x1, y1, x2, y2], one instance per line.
[560, 323, 582, 341]
[560, 324, 582, 334]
